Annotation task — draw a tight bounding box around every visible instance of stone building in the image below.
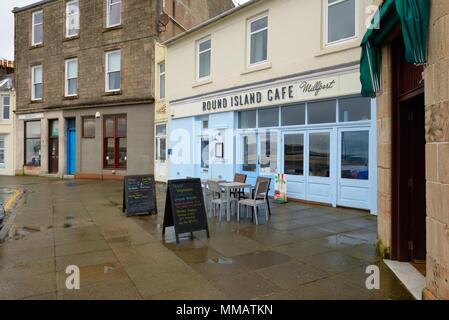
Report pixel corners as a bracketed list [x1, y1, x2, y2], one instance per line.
[360, 0, 448, 299]
[13, 0, 233, 179]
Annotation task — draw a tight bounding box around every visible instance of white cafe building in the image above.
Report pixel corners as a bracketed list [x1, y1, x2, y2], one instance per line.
[163, 0, 377, 213]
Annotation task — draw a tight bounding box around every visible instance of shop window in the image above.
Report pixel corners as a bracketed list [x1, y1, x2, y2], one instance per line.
[25, 121, 41, 166]
[66, 0, 79, 38]
[197, 37, 211, 80]
[107, 0, 121, 28]
[31, 65, 43, 101]
[82, 117, 95, 138]
[238, 110, 256, 129]
[341, 131, 369, 180]
[309, 132, 330, 178]
[201, 137, 209, 170]
[326, 0, 356, 45]
[282, 104, 305, 126]
[248, 15, 268, 66]
[258, 107, 279, 128]
[307, 100, 336, 124]
[159, 62, 165, 100]
[339, 96, 371, 122]
[0, 137, 5, 167]
[32, 10, 43, 46]
[103, 114, 126, 169]
[105, 50, 121, 92]
[65, 58, 78, 97]
[2, 96, 10, 120]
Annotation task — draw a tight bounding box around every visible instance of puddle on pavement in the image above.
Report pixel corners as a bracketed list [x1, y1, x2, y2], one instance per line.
[207, 257, 234, 265]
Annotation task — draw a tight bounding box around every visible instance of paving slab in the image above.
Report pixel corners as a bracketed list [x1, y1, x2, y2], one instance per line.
[0, 176, 413, 300]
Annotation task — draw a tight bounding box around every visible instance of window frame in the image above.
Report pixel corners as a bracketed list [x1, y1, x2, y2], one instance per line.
[105, 50, 121, 92]
[103, 114, 127, 169]
[324, 0, 358, 46]
[66, 0, 80, 38]
[106, 0, 122, 28]
[158, 61, 166, 100]
[196, 36, 212, 81]
[1, 95, 10, 120]
[31, 64, 43, 101]
[32, 10, 43, 46]
[247, 13, 269, 67]
[65, 58, 78, 97]
[82, 116, 96, 139]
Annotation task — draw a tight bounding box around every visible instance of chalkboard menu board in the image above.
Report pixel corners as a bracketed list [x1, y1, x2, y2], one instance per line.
[163, 179, 210, 244]
[122, 175, 157, 216]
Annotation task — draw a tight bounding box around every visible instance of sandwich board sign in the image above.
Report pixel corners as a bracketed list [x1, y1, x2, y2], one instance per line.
[162, 178, 210, 244]
[122, 175, 158, 216]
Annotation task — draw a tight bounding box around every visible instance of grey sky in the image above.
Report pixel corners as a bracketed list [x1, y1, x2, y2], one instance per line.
[0, 0, 250, 61]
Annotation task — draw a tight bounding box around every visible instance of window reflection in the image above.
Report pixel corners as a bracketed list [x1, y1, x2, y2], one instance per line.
[341, 131, 369, 180]
[242, 134, 256, 172]
[309, 132, 330, 177]
[284, 134, 304, 176]
[260, 131, 278, 174]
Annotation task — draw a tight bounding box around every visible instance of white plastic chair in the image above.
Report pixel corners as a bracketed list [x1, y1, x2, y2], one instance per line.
[209, 180, 237, 221]
[237, 179, 270, 225]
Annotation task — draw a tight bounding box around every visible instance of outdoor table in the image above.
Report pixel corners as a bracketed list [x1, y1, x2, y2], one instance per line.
[219, 182, 253, 222]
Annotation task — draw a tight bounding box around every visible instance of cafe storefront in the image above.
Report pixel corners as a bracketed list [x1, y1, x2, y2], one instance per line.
[168, 65, 377, 213]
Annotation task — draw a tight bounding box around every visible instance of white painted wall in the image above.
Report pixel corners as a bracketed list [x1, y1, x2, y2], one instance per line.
[166, 0, 374, 102]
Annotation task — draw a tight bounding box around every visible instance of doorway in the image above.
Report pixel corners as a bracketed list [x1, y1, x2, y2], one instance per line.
[66, 118, 76, 175]
[280, 130, 334, 205]
[239, 130, 278, 193]
[393, 93, 426, 262]
[48, 119, 59, 174]
[392, 35, 426, 263]
[155, 123, 168, 181]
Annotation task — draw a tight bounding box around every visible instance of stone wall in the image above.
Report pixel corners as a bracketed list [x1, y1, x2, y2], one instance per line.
[423, 0, 449, 300]
[14, 0, 158, 114]
[376, 45, 393, 257]
[14, 0, 233, 113]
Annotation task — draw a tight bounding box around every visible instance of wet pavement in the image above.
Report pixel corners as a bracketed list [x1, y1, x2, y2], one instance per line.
[0, 188, 15, 207]
[0, 176, 413, 300]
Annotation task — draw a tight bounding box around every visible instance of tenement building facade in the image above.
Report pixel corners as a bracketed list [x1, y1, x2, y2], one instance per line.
[13, 0, 233, 179]
[164, 0, 378, 213]
[360, 0, 449, 299]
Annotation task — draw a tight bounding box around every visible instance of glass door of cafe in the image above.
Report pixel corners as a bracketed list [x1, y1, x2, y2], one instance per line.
[337, 127, 371, 210]
[239, 130, 278, 191]
[306, 130, 334, 205]
[282, 130, 335, 205]
[282, 132, 306, 199]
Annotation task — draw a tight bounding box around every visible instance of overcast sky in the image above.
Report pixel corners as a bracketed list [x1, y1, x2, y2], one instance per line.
[0, 0, 250, 61]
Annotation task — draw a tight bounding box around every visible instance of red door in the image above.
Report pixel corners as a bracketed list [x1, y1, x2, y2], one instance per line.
[49, 120, 59, 174]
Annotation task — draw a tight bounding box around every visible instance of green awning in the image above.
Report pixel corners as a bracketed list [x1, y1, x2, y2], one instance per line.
[360, 0, 430, 97]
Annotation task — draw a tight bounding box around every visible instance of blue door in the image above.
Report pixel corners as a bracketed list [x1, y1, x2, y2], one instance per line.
[66, 119, 76, 175]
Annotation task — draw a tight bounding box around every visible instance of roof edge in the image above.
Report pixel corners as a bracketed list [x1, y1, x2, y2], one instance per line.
[12, 0, 56, 14]
[163, 0, 262, 46]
